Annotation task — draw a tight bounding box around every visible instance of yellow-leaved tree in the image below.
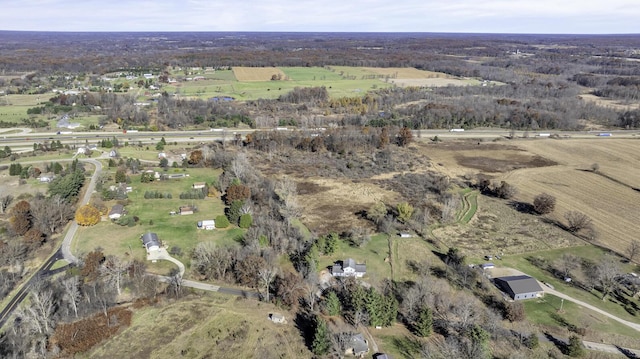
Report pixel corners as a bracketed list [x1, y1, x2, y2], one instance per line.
[75, 204, 101, 226]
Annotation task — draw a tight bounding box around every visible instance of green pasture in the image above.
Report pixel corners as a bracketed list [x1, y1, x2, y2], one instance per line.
[497, 246, 640, 324]
[162, 67, 394, 101]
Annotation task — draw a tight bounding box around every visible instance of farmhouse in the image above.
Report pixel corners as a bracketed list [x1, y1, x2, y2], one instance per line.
[494, 275, 544, 301]
[345, 333, 369, 357]
[141, 232, 161, 253]
[108, 204, 125, 220]
[179, 205, 195, 215]
[192, 182, 206, 189]
[331, 258, 366, 278]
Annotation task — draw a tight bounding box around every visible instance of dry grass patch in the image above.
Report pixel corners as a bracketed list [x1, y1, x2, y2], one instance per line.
[232, 66, 286, 82]
[86, 294, 310, 359]
[432, 195, 583, 257]
[297, 177, 399, 234]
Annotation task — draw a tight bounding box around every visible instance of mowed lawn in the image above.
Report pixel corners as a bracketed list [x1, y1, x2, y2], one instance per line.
[319, 233, 392, 284]
[499, 245, 640, 325]
[73, 167, 244, 273]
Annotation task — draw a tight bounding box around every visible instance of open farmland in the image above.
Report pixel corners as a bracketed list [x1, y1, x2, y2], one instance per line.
[232, 66, 287, 82]
[419, 137, 640, 258]
[506, 139, 640, 256]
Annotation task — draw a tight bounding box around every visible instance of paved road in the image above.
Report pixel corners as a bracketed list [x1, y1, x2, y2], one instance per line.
[60, 158, 103, 264]
[0, 249, 65, 328]
[0, 158, 102, 329]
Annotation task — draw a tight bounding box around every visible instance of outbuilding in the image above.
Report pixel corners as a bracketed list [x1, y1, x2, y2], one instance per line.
[494, 275, 544, 300]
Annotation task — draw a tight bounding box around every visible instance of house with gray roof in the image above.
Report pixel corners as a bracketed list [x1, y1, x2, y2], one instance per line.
[108, 204, 125, 220]
[494, 275, 544, 300]
[345, 333, 369, 357]
[141, 232, 161, 253]
[331, 258, 366, 278]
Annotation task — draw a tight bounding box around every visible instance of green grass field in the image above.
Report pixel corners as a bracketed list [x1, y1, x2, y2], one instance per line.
[72, 167, 244, 273]
[319, 233, 392, 283]
[525, 293, 640, 340]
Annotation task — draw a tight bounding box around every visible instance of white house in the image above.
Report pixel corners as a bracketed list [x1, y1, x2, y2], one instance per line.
[331, 258, 366, 278]
[197, 220, 216, 230]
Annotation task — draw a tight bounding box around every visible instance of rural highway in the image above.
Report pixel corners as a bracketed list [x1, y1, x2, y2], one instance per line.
[60, 158, 103, 264]
[0, 157, 101, 329]
[0, 248, 65, 329]
[1, 127, 639, 152]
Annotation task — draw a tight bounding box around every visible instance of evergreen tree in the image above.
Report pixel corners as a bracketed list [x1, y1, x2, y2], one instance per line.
[311, 317, 331, 355]
[324, 291, 341, 316]
[567, 335, 584, 357]
[415, 306, 433, 337]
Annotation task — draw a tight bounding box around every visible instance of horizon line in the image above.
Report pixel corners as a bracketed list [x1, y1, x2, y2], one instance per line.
[1, 29, 639, 36]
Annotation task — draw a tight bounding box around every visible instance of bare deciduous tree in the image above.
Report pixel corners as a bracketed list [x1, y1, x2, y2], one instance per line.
[558, 253, 579, 279]
[564, 211, 593, 233]
[627, 239, 640, 263]
[30, 195, 74, 235]
[594, 256, 621, 301]
[63, 276, 81, 318]
[100, 255, 129, 296]
[0, 194, 14, 214]
[258, 266, 278, 302]
[533, 193, 556, 214]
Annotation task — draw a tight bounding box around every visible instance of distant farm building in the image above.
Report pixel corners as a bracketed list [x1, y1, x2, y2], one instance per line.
[494, 275, 544, 300]
[269, 313, 286, 324]
[192, 182, 206, 189]
[179, 205, 195, 215]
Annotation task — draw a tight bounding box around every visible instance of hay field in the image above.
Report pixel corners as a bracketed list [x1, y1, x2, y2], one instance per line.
[232, 66, 287, 82]
[505, 139, 640, 255]
[414, 139, 640, 256]
[362, 67, 450, 79]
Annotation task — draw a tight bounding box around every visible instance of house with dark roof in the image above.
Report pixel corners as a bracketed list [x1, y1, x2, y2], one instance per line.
[345, 333, 369, 357]
[494, 275, 544, 300]
[331, 258, 366, 278]
[141, 232, 161, 252]
[108, 204, 125, 220]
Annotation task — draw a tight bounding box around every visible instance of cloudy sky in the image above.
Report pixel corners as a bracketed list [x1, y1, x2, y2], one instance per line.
[1, 0, 638, 34]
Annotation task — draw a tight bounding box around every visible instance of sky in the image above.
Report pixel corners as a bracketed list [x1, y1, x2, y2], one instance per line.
[1, 0, 639, 34]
